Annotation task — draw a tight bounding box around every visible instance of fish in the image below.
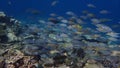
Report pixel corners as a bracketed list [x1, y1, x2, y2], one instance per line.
[38, 20, 46, 24]
[76, 19, 84, 24]
[29, 10, 40, 15]
[108, 37, 118, 41]
[100, 10, 110, 14]
[80, 16, 88, 20]
[96, 24, 113, 33]
[61, 19, 68, 23]
[91, 18, 111, 24]
[87, 13, 96, 18]
[99, 18, 112, 23]
[57, 16, 64, 20]
[50, 13, 57, 17]
[91, 18, 101, 24]
[82, 10, 89, 14]
[106, 32, 120, 38]
[87, 4, 96, 8]
[48, 18, 60, 24]
[66, 11, 75, 16]
[51, 0, 59, 6]
[80, 35, 108, 44]
[26, 8, 41, 15]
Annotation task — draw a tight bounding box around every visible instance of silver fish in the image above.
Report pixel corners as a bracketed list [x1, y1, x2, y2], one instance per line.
[96, 24, 113, 33]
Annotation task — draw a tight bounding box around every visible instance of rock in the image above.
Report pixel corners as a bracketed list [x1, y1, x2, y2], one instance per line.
[4, 50, 41, 68]
[43, 63, 54, 68]
[23, 45, 41, 55]
[0, 16, 14, 26]
[53, 54, 67, 66]
[72, 47, 85, 59]
[5, 64, 15, 68]
[0, 23, 6, 36]
[87, 59, 97, 64]
[0, 57, 5, 68]
[13, 58, 24, 68]
[5, 55, 24, 64]
[57, 65, 70, 68]
[97, 58, 115, 68]
[111, 50, 120, 56]
[7, 32, 18, 42]
[0, 49, 9, 56]
[98, 50, 111, 56]
[5, 50, 24, 68]
[84, 63, 104, 68]
[65, 58, 72, 66]
[0, 12, 22, 43]
[0, 12, 6, 17]
[42, 58, 54, 67]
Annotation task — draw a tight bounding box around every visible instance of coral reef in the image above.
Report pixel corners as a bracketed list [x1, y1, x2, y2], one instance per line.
[0, 12, 120, 68]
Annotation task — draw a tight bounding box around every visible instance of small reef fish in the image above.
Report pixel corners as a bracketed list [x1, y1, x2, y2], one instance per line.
[96, 24, 113, 33]
[100, 10, 110, 14]
[57, 16, 64, 20]
[66, 11, 75, 16]
[38, 20, 46, 24]
[82, 10, 89, 14]
[87, 13, 96, 18]
[106, 32, 120, 38]
[108, 37, 118, 41]
[50, 13, 57, 17]
[99, 18, 111, 23]
[87, 3, 96, 8]
[26, 9, 41, 15]
[91, 18, 101, 24]
[48, 18, 60, 24]
[51, 0, 59, 6]
[91, 18, 111, 24]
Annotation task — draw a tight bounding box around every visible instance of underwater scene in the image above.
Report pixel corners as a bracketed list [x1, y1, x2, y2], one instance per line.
[0, 0, 120, 68]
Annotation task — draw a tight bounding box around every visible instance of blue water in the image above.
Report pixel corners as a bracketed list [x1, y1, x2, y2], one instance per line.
[0, 1, 120, 67]
[0, 0, 120, 32]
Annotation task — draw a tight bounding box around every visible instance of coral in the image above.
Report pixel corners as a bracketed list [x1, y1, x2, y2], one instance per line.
[0, 12, 22, 43]
[0, 12, 6, 17]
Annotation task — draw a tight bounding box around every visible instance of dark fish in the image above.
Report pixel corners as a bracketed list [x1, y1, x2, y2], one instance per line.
[30, 10, 40, 15]
[48, 18, 60, 24]
[26, 8, 41, 15]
